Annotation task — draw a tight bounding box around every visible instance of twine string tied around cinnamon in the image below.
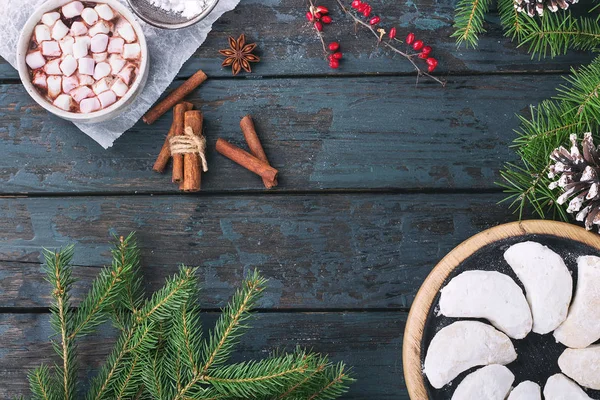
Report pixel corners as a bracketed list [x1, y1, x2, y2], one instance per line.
[169, 127, 208, 172]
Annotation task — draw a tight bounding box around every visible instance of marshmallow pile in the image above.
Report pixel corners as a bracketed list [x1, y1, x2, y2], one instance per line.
[26, 1, 142, 114]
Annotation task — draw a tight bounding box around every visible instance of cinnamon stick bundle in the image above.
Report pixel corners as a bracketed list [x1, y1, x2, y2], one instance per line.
[182, 111, 204, 192]
[215, 138, 278, 183]
[240, 115, 277, 189]
[152, 102, 193, 173]
[143, 70, 208, 125]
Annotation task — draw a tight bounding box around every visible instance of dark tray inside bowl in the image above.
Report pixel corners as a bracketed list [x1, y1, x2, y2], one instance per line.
[421, 234, 600, 399]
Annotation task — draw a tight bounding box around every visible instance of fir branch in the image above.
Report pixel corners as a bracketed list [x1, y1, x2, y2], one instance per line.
[451, 0, 492, 48]
[113, 353, 142, 400]
[43, 247, 77, 400]
[172, 270, 267, 400]
[200, 270, 266, 374]
[556, 56, 600, 124]
[518, 12, 600, 58]
[498, 0, 527, 41]
[304, 363, 353, 400]
[70, 235, 139, 340]
[86, 329, 135, 400]
[137, 267, 198, 323]
[28, 365, 59, 400]
[499, 59, 600, 218]
[205, 352, 313, 398]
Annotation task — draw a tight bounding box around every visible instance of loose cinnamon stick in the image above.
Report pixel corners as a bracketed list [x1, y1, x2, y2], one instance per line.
[216, 138, 278, 183]
[240, 115, 277, 189]
[182, 111, 204, 192]
[152, 102, 193, 173]
[171, 103, 190, 183]
[143, 70, 207, 125]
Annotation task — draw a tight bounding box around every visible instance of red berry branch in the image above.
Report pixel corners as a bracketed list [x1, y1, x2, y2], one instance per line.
[305, 0, 445, 86]
[307, 0, 331, 55]
[307, 0, 346, 69]
[339, 0, 444, 85]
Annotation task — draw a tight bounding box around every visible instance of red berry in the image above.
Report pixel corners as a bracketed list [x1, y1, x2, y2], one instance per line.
[369, 16, 380, 25]
[314, 21, 323, 31]
[329, 59, 340, 69]
[412, 40, 424, 50]
[426, 57, 438, 72]
[389, 27, 397, 39]
[314, 12, 322, 19]
[316, 6, 329, 14]
[321, 15, 333, 24]
[306, 11, 314, 21]
[421, 45, 432, 55]
[351, 0, 362, 8]
[362, 5, 372, 16]
[418, 52, 428, 59]
[329, 42, 340, 51]
[333, 51, 343, 60]
[406, 33, 415, 45]
[357, 3, 367, 12]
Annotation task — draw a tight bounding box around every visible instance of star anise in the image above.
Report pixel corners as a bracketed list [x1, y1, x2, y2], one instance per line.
[219, 34, 260, 76]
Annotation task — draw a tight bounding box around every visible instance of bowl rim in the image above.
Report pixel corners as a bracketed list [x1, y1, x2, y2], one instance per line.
[17, 0, 149, 122]
[126, 0, 220, 30]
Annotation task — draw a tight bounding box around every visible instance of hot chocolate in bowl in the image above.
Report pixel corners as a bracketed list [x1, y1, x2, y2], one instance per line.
[17, 0, 149, 123]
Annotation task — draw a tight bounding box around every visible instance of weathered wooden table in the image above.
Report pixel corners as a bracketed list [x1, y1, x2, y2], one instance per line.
[0, 0, 591, 398]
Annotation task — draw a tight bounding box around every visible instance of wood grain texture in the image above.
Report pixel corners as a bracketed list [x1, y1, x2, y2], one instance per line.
[0, 193, 515, 309]
[402, 220, 600, 400]
[0, 74, 567, 194]
[0, 312, 406, 399]
[0, 0, 592, 80]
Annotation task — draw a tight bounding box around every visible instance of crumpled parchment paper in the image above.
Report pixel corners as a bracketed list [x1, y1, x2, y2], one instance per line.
[1, 0, 239, 148]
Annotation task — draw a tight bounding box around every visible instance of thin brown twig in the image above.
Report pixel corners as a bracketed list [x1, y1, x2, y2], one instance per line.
[335, 0, 446, 86]
[308, 0, 329, 55]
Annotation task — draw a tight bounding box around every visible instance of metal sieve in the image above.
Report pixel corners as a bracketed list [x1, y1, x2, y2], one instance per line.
[126, 0, 219, 29]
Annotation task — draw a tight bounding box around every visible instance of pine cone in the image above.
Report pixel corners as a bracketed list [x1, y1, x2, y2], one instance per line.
[549, 133, 600, 231]
[514, 0, 578, 17]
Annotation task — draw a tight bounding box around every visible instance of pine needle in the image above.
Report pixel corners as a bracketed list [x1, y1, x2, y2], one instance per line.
[451, 0, 492, 47]
[70, 234, 139, 339]
[28, 365, 60, 400]
[498, 0, 527, 41]
[518, 11, 600, 58]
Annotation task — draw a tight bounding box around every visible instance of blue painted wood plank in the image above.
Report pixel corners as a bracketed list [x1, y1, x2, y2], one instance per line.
[0, 0, 592, 80]
[0, 192, 515, 309]
[0, 74, 565, 193]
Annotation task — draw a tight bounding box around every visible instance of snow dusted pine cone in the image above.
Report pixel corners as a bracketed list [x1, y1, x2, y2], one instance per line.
[549, 133, 600, 231]
[514, 0, 578, 17]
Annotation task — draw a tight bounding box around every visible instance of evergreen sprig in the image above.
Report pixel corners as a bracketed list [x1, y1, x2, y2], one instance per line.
[26, 235, 354, 400]
[451, 0, 492, 47]
[518, 11, 600, 58]
[500, 57, 600, 219]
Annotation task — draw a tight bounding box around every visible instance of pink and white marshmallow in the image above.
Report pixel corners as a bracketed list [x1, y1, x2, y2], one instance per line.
[91, 34, 109, 53]
[78, 57, 95, 76]
[53, 94, 74, 111]
[81, 8, 99, 26]
[80, 97, 101, 113]
[61, 1, 84, 18]
[26, 51, 46, 69]
[35, 25, 51, 43]
[41, 12, 60, 27]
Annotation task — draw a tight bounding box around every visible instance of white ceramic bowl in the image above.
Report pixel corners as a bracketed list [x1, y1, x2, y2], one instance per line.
[17, 0, 149, 124]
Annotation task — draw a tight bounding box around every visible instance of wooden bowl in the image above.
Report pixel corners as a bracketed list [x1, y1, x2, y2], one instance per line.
[403, 220, 600, 400]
